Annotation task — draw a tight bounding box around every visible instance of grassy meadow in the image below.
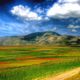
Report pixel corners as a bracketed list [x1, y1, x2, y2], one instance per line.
[0, 45, 79, 80]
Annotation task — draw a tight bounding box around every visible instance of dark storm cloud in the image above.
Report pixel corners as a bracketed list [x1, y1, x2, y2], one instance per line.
[25, 0, 58, 8]
[25, 0, 45, 3]
[0, 0, 14, 6]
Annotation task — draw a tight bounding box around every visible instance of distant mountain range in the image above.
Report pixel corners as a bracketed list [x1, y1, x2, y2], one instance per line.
[0, 31, 80, 46]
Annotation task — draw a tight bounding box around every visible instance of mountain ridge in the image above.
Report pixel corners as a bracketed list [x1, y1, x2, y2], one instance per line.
[0, 31, 80, 46]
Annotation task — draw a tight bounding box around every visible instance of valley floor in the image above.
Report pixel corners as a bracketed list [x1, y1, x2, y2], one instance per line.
[0, 45, 80, 80]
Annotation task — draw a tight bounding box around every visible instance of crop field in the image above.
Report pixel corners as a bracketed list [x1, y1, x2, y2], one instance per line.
[0, 45, 80, 80]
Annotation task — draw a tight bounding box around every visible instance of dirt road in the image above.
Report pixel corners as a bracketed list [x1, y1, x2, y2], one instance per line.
[40, 67, 80, 80]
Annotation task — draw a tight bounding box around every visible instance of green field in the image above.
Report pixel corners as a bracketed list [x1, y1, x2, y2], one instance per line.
[0, 45, 80, 80]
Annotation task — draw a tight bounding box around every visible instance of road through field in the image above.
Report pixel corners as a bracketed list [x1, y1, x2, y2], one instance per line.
[39, 67, 80, 80]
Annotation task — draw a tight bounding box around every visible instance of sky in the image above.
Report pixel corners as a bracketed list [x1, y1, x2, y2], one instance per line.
[0, 0, 80, 37]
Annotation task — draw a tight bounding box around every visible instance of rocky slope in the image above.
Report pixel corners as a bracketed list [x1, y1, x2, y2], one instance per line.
[0, 31, 80, 46]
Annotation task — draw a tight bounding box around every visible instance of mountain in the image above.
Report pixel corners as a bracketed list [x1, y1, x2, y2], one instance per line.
[22, 31, 60, 41]
[0, 31, 80, 46]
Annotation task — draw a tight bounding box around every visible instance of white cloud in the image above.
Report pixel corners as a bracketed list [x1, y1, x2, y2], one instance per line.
[47, 0, 80, 18]
[67, 25, 80, 32]
[68, 25, 80, 29]
[59, 0, 79, 3]
[71, 29, 77, 32]
[11, 5, 42, 20]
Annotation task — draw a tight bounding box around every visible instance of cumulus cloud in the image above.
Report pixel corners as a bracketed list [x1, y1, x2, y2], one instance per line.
[47, 0, 80, 18]
[59, 0, 79, 3]
[11, 5, 42, 20]
[67, 25, 80, 32]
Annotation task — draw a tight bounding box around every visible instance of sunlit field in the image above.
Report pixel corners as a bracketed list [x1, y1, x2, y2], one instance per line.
[65, 72, 80, 80]
[0, 45, 80, 80]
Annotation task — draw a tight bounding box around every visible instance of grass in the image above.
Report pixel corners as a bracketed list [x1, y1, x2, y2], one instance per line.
[0, 45, 79, 80]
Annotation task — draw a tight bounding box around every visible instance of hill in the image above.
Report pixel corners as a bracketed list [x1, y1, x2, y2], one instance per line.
[0, 31, 80, 46]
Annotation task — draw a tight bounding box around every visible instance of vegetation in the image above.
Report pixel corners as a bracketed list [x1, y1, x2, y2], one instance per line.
[0, 46, 79, 80]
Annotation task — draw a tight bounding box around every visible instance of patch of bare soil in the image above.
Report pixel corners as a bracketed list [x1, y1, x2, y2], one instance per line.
[37, 67, 80, 80]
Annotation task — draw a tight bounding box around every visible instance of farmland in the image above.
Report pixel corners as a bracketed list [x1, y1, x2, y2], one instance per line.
[0, 45, 80, 80]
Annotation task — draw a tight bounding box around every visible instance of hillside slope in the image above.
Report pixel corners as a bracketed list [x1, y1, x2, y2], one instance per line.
[0, 31, 80, 46]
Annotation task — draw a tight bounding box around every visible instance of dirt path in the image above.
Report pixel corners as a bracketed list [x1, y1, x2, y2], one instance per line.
[40, 67, 80, 80]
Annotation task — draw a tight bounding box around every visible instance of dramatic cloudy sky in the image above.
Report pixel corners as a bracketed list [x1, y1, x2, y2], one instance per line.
[0, 0, 80, 37]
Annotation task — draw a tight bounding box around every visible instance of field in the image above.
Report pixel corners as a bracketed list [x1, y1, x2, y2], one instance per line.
[0, 45, 80, 80]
